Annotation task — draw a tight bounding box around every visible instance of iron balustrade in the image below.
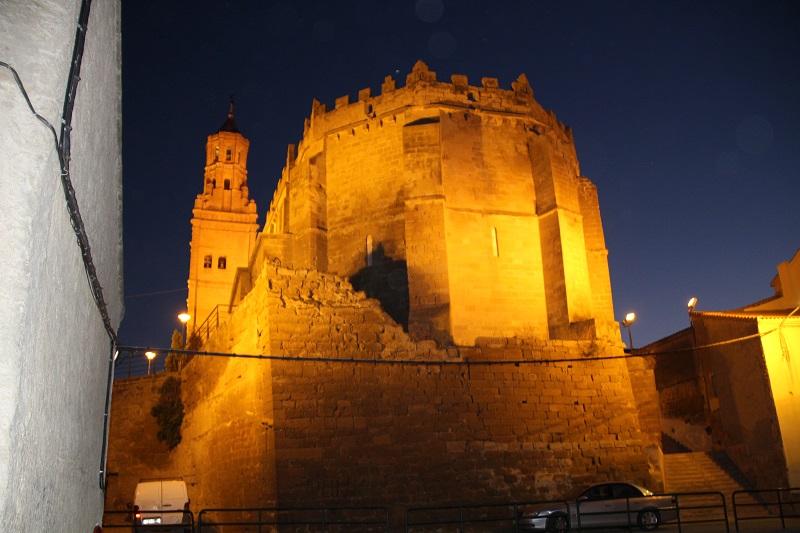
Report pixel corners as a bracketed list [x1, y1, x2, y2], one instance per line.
[652, 491, 729, 533]
[196, 505, 389, 532]
[405, 500, 570, 532]
[733, 487, 800, 531]
[193, 304, 234, 342]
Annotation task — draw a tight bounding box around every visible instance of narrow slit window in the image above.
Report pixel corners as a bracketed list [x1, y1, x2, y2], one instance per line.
[226, 147, 232, 161]
[218, 256, 227, 269]
[214, 146, 219, 162]
[224, 179, 230, 190]
[203, 255, 212, 268]
[491, 227, 499, 257]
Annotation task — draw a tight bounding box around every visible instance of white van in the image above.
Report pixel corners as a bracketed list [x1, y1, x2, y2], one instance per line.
[133, 479, 190, 531]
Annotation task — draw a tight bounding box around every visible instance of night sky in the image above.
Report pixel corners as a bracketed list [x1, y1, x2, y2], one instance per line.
[118, 0, 800, 351]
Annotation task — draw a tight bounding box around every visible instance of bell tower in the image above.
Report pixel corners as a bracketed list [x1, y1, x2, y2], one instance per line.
[186, 101, 258, 335]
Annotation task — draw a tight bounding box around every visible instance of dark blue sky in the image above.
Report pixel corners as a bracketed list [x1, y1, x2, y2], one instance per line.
[119, 0, 800, 350]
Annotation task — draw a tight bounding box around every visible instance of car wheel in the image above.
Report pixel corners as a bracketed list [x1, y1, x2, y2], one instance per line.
[638, 508, 661, 530]
[547, 513, 570, 532]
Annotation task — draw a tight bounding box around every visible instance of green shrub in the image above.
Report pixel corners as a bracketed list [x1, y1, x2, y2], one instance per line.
[151, 376, 184, 450]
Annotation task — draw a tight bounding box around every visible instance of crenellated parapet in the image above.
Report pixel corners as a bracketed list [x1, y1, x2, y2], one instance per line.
[286, 61, 571, 163]
[257, 60, 620, 347]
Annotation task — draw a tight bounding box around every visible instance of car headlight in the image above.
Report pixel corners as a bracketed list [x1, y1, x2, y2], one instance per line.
[522, 509, 549, 518]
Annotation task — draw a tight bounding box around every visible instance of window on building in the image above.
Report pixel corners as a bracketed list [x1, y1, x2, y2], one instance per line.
[214, 146, 219, 162]
[218, 256, 227, 269]
[491, 227, 499, 257]
[226, 147, 232, 161]
[224, 179, 230, 190]
[203, 255, 212, 268]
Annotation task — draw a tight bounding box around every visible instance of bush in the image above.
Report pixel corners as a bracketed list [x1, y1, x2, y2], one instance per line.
[151, 376, 184, 450]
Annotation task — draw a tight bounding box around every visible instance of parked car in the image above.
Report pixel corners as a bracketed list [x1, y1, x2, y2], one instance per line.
[518, 482, 677, 532]
[133, 478, 191, 532]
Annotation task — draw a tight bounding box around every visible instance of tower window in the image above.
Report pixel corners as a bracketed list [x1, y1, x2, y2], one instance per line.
[491, 227, 499, 257]
[218, 256, 227, 269]
[224, 179, 230, 190]
[203, 255, 212, 268]
[226, 147, 232, 161]
[214, 146, 219, 162]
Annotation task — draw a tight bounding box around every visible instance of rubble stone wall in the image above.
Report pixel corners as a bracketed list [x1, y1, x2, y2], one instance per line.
[106, 262, 658, 524]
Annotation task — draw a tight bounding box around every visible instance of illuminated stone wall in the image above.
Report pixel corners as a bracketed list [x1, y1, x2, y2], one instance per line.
[106, 263, 657, 519]
[260, 61, 619, 346]
[693, 313, 796, 489]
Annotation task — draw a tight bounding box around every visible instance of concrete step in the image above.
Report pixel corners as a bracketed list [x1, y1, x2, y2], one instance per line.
[663, 450, 765, 520]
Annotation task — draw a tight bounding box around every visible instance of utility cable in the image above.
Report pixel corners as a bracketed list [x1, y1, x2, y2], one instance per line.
[119, 308, 800, 366]
[0, 2, 117, 347]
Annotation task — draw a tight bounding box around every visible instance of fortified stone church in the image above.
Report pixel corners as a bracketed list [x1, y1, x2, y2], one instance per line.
[188, 60, 618, 347]
[107, 62, 661, 520]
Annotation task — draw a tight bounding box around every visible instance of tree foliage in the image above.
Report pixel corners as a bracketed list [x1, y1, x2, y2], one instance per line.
[165, 330, 184, 372]
[165, 329, 202, 372]
[151, 376, 184, 450]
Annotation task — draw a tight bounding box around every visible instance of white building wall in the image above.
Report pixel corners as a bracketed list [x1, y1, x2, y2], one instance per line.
[0, 1, 122, 531]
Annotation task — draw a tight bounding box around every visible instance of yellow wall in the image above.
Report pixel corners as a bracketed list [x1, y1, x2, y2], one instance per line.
[257, 62, 619, 346]
[759, 317, 800, 486]
[187, 126, 258, 330]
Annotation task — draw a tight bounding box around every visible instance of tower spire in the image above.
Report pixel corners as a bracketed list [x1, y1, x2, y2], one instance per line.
[218, 95, 240, 133]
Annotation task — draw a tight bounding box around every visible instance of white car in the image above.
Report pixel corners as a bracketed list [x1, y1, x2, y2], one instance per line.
[519, 482, 677, 532]
[133, 479, 191, 532]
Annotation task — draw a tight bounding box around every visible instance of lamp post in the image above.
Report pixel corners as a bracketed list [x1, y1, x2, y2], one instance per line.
[178, 313, 191, 347]
[145, 351, 156, 375]
[622, 312, 636, 351]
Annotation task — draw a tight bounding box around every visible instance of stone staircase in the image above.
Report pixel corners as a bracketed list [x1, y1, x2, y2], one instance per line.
[663, 450, 763, 522]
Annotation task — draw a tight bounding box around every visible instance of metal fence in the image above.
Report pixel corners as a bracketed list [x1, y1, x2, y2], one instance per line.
[733, 487, 800, 531]
[196, 506, 390, 532]
[102, 488, 800, 532]
[405, 500, 553, 532]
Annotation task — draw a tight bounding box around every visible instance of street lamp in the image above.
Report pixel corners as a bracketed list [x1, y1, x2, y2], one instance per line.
[178, 313, 191, 347]
[622, 312, 636, 351]
[687, 297, 697, 313]
[145, 351, 156, 375]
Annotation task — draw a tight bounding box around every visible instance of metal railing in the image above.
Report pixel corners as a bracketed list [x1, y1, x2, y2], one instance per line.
[405, 500, 564, 532]
[197, 505, 390, 532]
[193, 304, 234, 342]
[100, 488, 800, 532]
[667, 491, 729, 532]
[733, 487, 800, 531]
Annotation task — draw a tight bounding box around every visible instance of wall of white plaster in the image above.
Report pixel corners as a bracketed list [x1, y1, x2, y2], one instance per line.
[0, 1, 122, 530]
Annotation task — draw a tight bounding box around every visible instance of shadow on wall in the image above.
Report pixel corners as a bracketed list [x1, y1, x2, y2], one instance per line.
[350, 243, 409, 330]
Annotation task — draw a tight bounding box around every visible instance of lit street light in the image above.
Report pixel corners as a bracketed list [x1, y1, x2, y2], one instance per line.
[622, 312, 636, 351]
[145, 351, 156, 375]
[178, 313, 191, 347]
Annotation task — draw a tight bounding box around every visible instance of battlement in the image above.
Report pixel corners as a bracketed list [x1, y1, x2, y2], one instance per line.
[300, 60, 572, 147]
[267, 60, 574, 220]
